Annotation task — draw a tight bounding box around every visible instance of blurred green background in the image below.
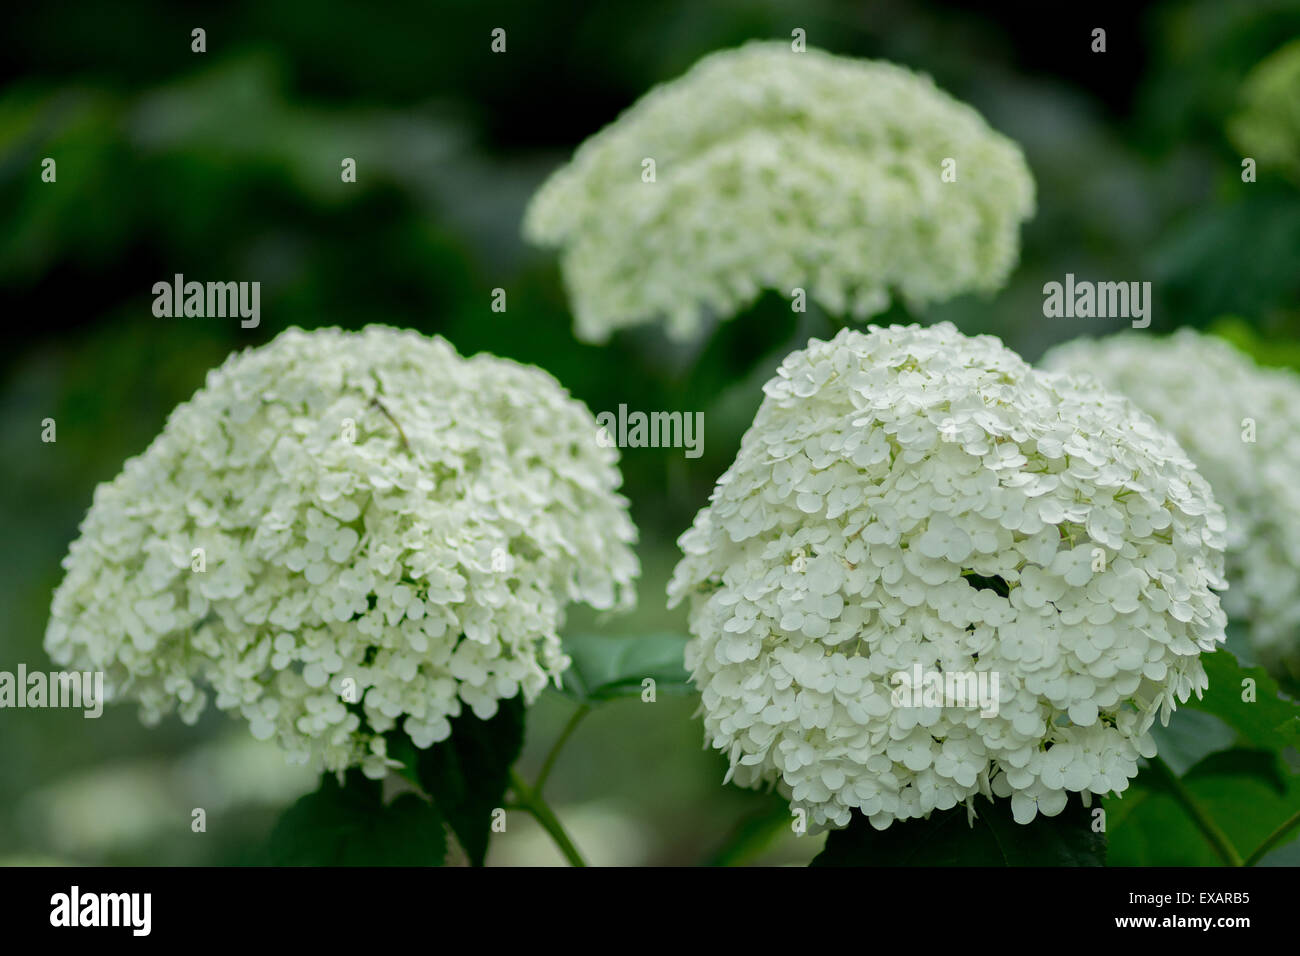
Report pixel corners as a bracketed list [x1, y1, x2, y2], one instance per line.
[3, 0, 1299, 865]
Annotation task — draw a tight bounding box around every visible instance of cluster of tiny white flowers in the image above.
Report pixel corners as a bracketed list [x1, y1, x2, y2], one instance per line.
[46, 326, 639, 777]
[523, 41, 1036, 343]
[1229, 38, 1300, 184]
[1044, 329, 1300, 677]
[668, 323, 1227, 830]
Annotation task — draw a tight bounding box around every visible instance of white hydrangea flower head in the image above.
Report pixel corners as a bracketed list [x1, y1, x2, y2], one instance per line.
[524, 41, 1036, 343]
[668, 322, 1227, 831]
[46, 326, 639, 778]
[1044, 329, 1300, 677]
[1229, 38, 1300, 184]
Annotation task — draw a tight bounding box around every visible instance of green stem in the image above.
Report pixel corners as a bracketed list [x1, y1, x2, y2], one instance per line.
[535, 703, 590, 795]
[509, 768, 587, 867]
[1149, 756, 1243, 866]
[1244, 806, 1300, 866]
[369, 396, 410, 451]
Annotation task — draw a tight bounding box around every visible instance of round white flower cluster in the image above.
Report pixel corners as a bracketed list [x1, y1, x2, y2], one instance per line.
[1229, 38, 1300, 184]
[1044, 329, 1300, 677]
[668, 323, 1227, 830]
[45, 326, 639, 777]
[524, 41, 1036, 343]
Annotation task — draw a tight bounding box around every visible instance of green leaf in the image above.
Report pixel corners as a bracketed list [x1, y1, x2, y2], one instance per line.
[269, 770, 446, 866]
[1184, 649, 1300, 756]
[703, 793, 794, 867]
[1183, 748, 1288, 794]
[1148, 708, 1237, 774]
[1112, 648, 1300, 864]
[1153, 193, 1300, 324]
[1212, 317, 1300, 377]
[413, 695, 525, 866]
[558, 632, 691, 703]
[385, 733, 422, 788]
[811, 795, 1105, 867]
[1107, 748, 1300, 866]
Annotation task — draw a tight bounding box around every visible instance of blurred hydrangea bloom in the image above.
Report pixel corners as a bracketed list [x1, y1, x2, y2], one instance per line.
[46, 326, 639, 777]
[1045, 329, 1300, 677]
[668, 323, 1227, 830]
[1229, 38, 1300, 184]
[524, 42, 1036, 343]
